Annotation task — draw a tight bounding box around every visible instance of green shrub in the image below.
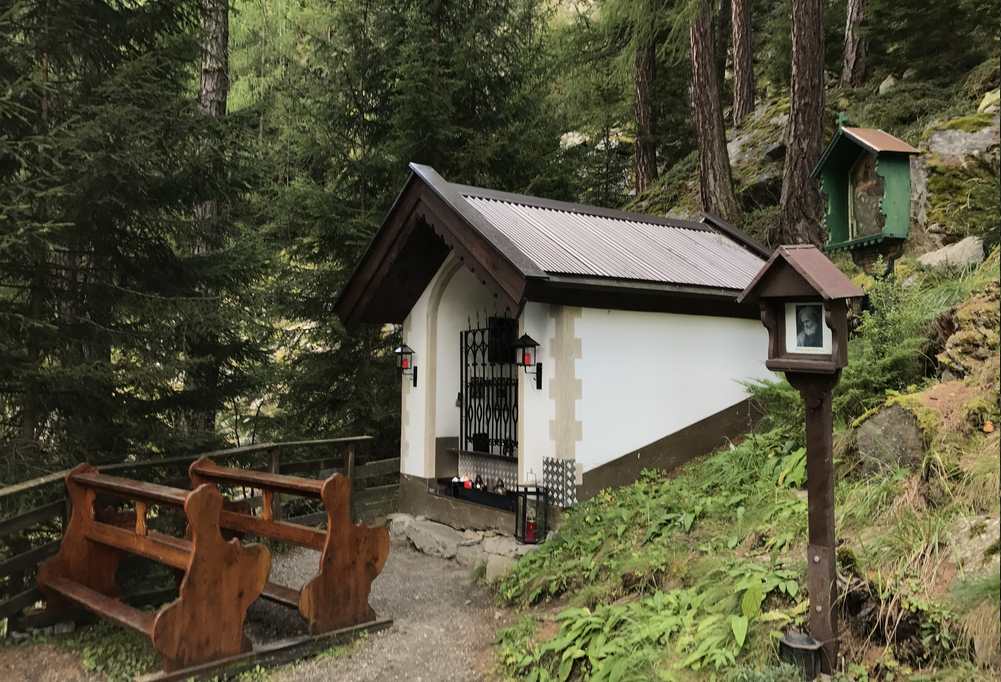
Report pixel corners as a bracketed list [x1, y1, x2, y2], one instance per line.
[835, 275, 933, 423]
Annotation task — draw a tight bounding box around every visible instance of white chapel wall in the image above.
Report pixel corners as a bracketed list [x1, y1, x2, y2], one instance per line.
[399, 271, 433, 478]
[573, 308, 773, 473]
[518, 301, 557, 484]
[434, 263, 501, 440]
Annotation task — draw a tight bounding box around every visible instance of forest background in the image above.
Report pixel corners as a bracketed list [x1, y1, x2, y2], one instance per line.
[1, 0, 998, 484]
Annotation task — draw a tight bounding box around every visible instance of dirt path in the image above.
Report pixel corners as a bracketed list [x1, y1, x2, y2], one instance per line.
[269, 539, 512, 681]
[0, 642, 93, 682]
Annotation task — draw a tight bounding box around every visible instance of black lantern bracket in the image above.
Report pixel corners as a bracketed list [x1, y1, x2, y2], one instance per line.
[513, 333, 543, 390]
[394, 343, 418, 388]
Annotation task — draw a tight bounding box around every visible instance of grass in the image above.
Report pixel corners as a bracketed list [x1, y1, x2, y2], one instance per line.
[50, 619, 158, 681]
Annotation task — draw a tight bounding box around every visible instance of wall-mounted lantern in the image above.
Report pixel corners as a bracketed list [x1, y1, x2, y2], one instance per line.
[394, 343, 417, 387]
[513, 334, 542, 390]
[739, 245, 865, 677]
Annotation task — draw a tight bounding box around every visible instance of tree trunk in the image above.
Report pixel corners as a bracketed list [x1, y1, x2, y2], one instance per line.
[199, 0, 229, 117]
[189, 0, 229, 434]
[731, 0, 754, 126]
[714, 0, 732, 88]
[840, 0, 866, 87]
[777, 0, 826, 245]
[690, 0, 740, 223]
[633, 40, 658, 195]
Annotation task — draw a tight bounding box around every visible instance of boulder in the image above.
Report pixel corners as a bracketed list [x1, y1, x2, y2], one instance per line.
[909, 157, 929, 230]
[918, 236, 985, 269]
[726, 133, 751, 167]
[878, 74, 898, 95]
[764, 142, 786, 161]
[459, 529, 484, 546]
[926, 117, 1000, 161]
[455, 543, 488, 569]
[739, 169, 783, 209]
[854, 404, 926, 474]
[404, 518, 465, 559]
[387, 512, 414, 539]
[485, 554, 516, 583]
[483, 534, 539, 558]
[949, 515, 1001, 573]
[978, 88, 1000, 114]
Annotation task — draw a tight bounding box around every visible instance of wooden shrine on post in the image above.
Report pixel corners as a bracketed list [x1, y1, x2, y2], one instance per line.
[37, 465, 271, 672]
[739, 245, 864, 675]
[189, 457, 390, 633]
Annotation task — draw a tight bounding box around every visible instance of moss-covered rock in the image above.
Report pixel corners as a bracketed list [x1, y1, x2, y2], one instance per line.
[854, 403, 927, 474]
[924, 154, 1000, 244]
[936, 113, 998, 133]
[937, 279, 1001, 390]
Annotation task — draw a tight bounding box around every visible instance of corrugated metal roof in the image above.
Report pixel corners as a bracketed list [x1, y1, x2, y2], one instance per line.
[842, 127, 919, 154]
[462, 194, 764, 291]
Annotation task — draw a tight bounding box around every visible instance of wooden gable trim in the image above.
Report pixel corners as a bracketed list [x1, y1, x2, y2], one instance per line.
[334, 176, 424, 325]
[334, 173, 533, 326]
[414, 189, 528, 310]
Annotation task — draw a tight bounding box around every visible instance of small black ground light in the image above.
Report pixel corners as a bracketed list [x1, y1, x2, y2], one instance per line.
[778, 630, 824, 680]
[514, 485, 548, 544]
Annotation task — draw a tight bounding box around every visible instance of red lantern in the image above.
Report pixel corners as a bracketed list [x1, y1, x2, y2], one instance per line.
[394, 344, 417, 387]
[513, 334, 542, 390]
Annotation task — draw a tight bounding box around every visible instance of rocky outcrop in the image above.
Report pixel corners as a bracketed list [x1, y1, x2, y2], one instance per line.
[935, 280, 1000, 385]
[926, 114, 1000, 163]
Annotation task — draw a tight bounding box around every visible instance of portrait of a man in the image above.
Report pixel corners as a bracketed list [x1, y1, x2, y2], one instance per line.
[795, 304, 823, 348]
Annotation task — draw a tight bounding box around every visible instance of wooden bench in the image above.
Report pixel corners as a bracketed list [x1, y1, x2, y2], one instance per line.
[37, 464, 271, 672]
[188, 456, 390, 634]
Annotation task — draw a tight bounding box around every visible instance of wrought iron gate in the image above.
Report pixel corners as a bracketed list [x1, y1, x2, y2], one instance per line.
[459, 318, 518, 457]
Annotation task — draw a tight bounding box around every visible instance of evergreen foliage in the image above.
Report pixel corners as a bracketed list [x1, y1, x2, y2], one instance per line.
[0, 0, 268, 476]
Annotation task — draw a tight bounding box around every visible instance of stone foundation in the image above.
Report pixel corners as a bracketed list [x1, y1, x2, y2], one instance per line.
[387, 512, 539, 582]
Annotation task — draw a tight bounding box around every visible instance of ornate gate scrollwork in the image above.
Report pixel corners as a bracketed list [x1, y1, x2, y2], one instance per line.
[459, 316, 518, 457]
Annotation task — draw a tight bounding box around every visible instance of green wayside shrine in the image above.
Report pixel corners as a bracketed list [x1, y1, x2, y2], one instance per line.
[813, 120, 919, 263]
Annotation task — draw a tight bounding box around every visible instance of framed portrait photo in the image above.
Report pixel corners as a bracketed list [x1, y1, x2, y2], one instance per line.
[785, 302, 832, 355]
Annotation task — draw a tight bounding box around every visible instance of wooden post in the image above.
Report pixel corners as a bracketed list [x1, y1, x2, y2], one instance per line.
[345, 445, 356, 521]
[788, 371, 840, 674]
[135, 501, 148, 537]
[268, 448, 282, 522]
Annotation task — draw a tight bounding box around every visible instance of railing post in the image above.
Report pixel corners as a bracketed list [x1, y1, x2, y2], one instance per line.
[269, 447, 282, 522]
[346, 445, 356, 520]
[346, 445, 356, 481]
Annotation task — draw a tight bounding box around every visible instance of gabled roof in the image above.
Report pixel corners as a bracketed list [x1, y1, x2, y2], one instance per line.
[738, 245, 865, 304]
[813, 126, 919, 177]
[335, 164, 771, 325]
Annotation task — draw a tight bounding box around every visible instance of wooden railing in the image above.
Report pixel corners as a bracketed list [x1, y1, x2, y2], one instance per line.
[0, 437, 399, 632]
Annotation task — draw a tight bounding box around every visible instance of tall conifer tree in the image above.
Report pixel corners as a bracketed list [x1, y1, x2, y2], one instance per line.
[689, 0, 740, 223]
[777, 0, 825, 245]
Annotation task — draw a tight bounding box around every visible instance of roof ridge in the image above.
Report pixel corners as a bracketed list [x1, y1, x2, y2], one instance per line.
[466, 193, 714, 230]
[452, 182, 715, 233]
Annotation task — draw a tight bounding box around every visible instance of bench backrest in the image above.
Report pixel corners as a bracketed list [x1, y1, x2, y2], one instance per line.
[37, 463, 271, 672]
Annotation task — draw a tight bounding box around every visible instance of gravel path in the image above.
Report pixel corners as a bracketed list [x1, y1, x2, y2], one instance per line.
[0, 538, 510, 681]
[265, 538, 513, 682]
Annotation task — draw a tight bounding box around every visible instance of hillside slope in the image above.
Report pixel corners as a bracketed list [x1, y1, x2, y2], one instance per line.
[494, 59, 1000, 682]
